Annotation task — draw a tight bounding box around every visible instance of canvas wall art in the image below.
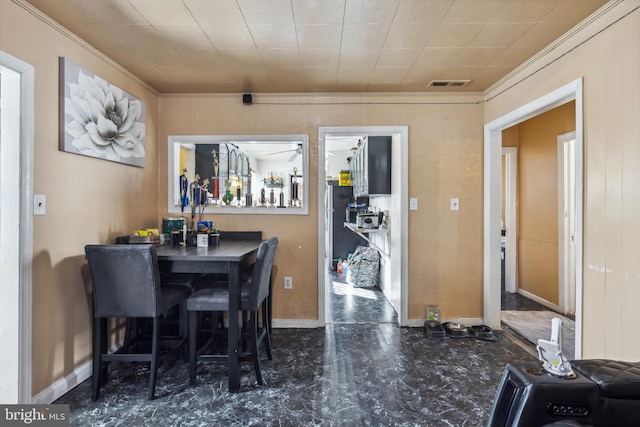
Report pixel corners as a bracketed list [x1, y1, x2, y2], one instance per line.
[59, 57, 146, 167]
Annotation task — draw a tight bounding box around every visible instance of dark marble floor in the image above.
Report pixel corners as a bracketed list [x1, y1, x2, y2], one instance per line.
[55, 325, 536, 426]
[54, 270, 539, 426]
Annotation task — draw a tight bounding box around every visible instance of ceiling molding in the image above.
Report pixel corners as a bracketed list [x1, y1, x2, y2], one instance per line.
[12, 0, 159, 96]
[484, 0, 625, 97]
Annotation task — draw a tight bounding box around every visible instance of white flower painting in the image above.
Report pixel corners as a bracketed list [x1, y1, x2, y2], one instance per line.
[59, 57, 146, 167]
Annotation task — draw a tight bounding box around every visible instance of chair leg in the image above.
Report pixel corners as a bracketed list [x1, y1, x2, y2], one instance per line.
[148, 317, 160, 400]
[180, 301, 188, 362]
[267, 276, 273, 331]
[189, 310, 198, 385]
[91, 317, 105, 401]
[250, 311, 263, 385]
[261, 300, 273, 360]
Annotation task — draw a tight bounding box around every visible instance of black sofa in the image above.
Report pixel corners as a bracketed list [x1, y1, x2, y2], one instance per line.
[487, 359, 640, 427]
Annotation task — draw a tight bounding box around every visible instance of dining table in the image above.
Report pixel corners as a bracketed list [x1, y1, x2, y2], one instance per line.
[155, 240, 262, 393]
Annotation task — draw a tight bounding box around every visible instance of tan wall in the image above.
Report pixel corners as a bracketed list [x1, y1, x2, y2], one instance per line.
[517, 102, 575, 304]
[485, 1, 640, 359]
[158, 94, 485, 321]
[1, 1, 160, 395]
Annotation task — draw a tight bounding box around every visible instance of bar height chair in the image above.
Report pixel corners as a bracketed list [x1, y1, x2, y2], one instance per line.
[85, 244, 191, 400]
[187, 237, 278, 386]
[193, 231, 263, 333]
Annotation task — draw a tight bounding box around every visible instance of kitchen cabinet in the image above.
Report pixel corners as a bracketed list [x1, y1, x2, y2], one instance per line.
[351, 136, 391, 197]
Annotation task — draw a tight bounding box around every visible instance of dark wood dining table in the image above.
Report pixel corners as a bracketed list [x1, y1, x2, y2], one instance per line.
[155, 240, 261, 393]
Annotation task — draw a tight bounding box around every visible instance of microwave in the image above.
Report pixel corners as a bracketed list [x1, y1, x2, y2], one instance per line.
[356, 213, 379, 228]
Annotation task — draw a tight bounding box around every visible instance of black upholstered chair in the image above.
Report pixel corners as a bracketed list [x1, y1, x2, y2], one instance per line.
[220, 231, 275, 331]
[193, 231, 264, 331]
[187, 237, 278, 386]
[114, 235, 199, 289]
[85, 244, 191, 400]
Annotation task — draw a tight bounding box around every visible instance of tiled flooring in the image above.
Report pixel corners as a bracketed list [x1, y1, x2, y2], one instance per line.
[54, 270, 539, 426]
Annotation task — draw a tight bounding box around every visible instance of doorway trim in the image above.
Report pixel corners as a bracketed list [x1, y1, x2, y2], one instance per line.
[0, 51, 34, 403]
[502, 147, 517, 294]
[318, 126, 409, 326]
[484, 78, 583, 358]
[558, 131, 577, 316]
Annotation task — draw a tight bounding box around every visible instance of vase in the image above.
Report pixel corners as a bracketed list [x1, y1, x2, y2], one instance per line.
[196, 233, 209, 247]
[208, 233, 220, 246]
[186, 232, 198, 247]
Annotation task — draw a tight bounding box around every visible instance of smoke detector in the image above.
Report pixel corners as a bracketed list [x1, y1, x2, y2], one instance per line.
[427, 79, 471, 88]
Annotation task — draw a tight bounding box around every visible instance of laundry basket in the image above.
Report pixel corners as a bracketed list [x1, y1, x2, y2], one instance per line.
[346, 246, 380, 288]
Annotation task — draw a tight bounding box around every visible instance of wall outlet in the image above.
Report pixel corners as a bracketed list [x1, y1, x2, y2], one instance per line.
[450, 198, 460, 211]
[284, 276, 293, 289]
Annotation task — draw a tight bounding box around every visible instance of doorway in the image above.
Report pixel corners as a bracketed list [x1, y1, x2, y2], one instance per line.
[500, 124, 578, 359]
[323, 135, 396, 324]
[317, 127, 409, 326]
[0, 51, 34, 403]
[484, 78, 584, 359]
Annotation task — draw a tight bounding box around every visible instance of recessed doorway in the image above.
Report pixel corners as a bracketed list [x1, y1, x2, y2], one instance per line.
[484, 78, 584, 359]
[317, 126, 409, 326]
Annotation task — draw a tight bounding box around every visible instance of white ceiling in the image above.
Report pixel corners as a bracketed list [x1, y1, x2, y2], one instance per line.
[24, 0, 609, 94]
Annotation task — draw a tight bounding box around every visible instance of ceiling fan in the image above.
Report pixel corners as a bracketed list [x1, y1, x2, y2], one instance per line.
[266, 144, 302, 162]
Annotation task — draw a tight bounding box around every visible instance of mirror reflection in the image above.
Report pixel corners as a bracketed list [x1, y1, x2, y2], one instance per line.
[168, 135, 308, 215]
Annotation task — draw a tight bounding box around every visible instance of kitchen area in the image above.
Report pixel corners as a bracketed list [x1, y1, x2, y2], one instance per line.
[324, 135, 397, 323]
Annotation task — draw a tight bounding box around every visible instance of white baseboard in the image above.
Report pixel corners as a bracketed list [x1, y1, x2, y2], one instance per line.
[32, 342, 123, 404]
[32, 360, 92, 404]
[392, 317, 486, 328]
[517, 289, 562, 313]
[273, 318, 486, 328]
[272, 319, 322, 328]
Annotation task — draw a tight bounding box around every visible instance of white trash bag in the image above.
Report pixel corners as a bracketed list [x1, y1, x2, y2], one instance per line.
[346, 246, 380, 288]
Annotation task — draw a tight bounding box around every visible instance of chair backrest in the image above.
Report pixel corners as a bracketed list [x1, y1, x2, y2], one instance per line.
[220, 231, 262, 241]
[114, 235, 130, 244]
[85, 244, 163, 318]
[248, 237, 278, 309]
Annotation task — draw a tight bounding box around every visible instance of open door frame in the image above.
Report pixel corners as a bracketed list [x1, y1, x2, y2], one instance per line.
[502, 147, 517, 294]
[318, 126, 409, 326]
[558, 131, 577, 316]
[0, 51, 34, 403]
[483, 78, 584, 358]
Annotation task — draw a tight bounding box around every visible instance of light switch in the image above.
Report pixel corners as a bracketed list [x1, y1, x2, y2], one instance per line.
[450, 198, 459, 211]
[409, 198, 418, 211]
[34, 194, 46, 215]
